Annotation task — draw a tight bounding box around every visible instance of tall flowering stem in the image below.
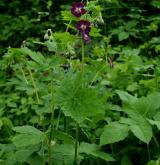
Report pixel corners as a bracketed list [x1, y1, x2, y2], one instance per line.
[27, 66, 40, 104]
[81, 37, 85, 72]
[70, 2, 91, 164]
[48, 68, 55, 165]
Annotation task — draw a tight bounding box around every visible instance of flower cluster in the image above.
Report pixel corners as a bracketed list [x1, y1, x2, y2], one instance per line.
[71, 2, 91, 44]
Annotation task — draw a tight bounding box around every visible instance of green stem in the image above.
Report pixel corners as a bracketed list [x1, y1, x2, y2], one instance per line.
[56, 108, 62, 130]
[90, 65, 106, 85]
[74, 39, 85, 165]
[64, 116, 67, 132]
[110, 144, 114, 155]
[48, 69, 55, 165]
[74, 123, 79, 165]
[81, 38, 85, 72]
[155, 67, 159, 89]
[153, 134, 160, 148]
[147, 144, 151, 161]
[66, 19, 72, 32]
[20, 66, 28, 84]
[27, 66, 40, 104]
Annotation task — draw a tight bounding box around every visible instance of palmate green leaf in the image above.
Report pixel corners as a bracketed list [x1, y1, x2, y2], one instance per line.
[61, 11, 78, 21]
[100, 122, 129, 145]
[56, 72, 104, 123]
[53, 32, 77, 54]
[79, 142, 115, 162]
[19, 47, 45, 65]
[90, 27, 102, 37]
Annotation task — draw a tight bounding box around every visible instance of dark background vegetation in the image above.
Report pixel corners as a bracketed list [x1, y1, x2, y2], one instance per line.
[1, 0, 160, 56]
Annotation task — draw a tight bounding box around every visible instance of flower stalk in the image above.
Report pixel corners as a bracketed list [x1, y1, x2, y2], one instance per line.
[48, 68, 55, 165]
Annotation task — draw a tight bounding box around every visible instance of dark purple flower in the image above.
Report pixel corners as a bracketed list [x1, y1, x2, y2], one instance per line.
[71, 2, 86, 17]
[76, 20, 91, 34]
[82, 33, 91, 44]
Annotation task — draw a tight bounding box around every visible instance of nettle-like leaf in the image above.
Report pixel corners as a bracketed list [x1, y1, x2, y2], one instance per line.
[120, 113, 152, 144]
[117, 91, 160, 118]
[131, 92, 160, 117]
[18, 47, 45, 65]
[116, 90, 138, 105]
[12, 125, 45, 148]
[79, 142, 115, 162]
[56, 71, 104, 123]
[100, 122, 129, 145]
[52, 143, 81, 165]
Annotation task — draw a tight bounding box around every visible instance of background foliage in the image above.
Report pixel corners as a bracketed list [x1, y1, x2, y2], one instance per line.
[1, 0, 160, 164]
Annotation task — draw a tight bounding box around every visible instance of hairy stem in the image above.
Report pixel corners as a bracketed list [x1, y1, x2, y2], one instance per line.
[81, 38, 85, 73]
[27, 66, 40, 104]
[147, 144, 151, 161]
[48, 69, 55, 165]
[20, 66, 28, 84]
[74, 123, 79, 165]
[74, 39, 85, 164]
[153, 134, 160, 148]
[66, 19, 72, 32]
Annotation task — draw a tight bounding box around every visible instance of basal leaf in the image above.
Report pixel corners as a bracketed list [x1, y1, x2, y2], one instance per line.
[56, 72, 104, 123]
